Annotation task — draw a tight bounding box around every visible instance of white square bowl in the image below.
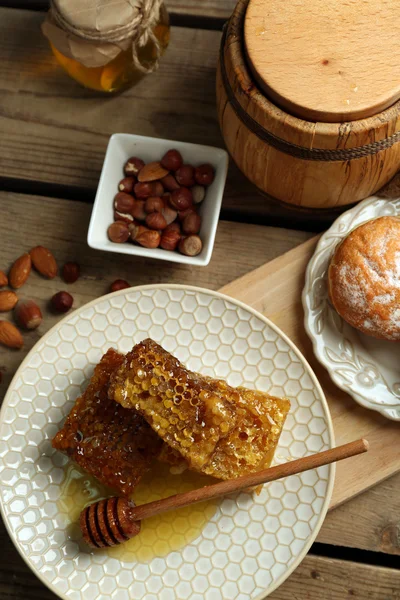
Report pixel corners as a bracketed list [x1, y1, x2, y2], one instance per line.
[88, 133, 229, 266]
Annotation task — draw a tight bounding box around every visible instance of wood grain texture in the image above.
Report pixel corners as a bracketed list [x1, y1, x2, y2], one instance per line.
[319, 472, 400, 555]
[0, 7, 358, 227]
[0, 0, 236, 20]
[220, 238, 400, 509]
[245, 0, 400, 122]
[217, 0, 400, 209]
[0, 191, 311, 397]
[1, 520, 399, 600]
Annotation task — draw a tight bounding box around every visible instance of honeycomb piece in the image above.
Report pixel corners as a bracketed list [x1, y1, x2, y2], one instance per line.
[109, 339, 290, 479]
[53, 348, 162, 496]
[109, 339, 239, 470]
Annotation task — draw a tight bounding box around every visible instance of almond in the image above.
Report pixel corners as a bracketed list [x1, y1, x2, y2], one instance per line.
[30, 246, 58, 279]
[9, 253, 31, 289]
[137, 161, 169, 182]
[0, 321, 23, 349]
[0, 270, 8, 287]
[0, 291, 18, 312]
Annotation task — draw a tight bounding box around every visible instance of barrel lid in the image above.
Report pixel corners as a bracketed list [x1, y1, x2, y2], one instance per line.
[244, 0, 400, 122]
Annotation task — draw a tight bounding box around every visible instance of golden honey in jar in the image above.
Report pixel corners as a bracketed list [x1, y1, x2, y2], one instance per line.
[42, 0, 170, 93]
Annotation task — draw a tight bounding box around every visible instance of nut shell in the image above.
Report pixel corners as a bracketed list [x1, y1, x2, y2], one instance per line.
[9, 253, 32, 289]
[30, 246, 58, 279]
[14, 300, 42, 330]
[0, 321, 23, 349]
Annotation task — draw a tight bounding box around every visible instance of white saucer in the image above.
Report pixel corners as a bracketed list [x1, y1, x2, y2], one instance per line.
[303, 197, 400, 421]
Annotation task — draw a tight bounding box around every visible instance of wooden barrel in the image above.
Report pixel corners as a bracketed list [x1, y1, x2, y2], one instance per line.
[216, 0, 400, 209]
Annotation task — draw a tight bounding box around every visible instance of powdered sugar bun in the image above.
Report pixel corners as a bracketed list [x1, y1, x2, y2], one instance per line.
[328, 216, 400, 341]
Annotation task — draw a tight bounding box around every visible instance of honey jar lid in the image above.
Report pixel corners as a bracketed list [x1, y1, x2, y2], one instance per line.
[244, 0, 400, 122]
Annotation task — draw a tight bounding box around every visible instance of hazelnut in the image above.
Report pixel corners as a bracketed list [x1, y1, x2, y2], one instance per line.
[179, 235, 203, 256]
[162, 200, 178, 225]
[195, 164, 215, 186]
[62, 262, 80, 284]
[135, 228, 161, 249]
[131, 200, 147, 221]
[114, 192, 135, 213]
[146, 212, 167, 230]
[51, 291, 73, 313]
[114, 210, 134, 224]
[164, 221, 181, 234]
[160, 229, 181, 251]
[134, 181, 164, 199]
[14, 300, 42, 330]
[152, 181, 164, 197]
[176, 165, 195, 187]
[110, 279, 130, 292]
[182, 212, 201, 235]
[161, 174, 180, 192]
[161, 149, 183, 171]
[129, 223, 147, 241]
[134, 182, 154, 199]
[108, 221, 130, 243]
[170, 187, 193, 211]
[192, 185, 206, 204]
[145, 197, 164, 213]
[178, 207, 196, 222]
[124, 157, 145, 176]
[118, 177, 136, 193]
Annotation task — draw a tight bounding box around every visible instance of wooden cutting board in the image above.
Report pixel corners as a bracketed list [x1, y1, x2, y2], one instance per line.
[219, 237, 400, 510]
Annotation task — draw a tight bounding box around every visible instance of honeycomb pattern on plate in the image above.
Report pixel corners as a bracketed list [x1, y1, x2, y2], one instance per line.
[0, 286, 334, 600]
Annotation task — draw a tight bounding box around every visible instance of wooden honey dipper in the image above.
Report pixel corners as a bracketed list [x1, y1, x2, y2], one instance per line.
[80, 438, 369, 548]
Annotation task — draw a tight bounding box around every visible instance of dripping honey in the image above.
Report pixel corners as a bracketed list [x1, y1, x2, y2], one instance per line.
[50, 23, 170, 93]
[59, 462, 218, 562]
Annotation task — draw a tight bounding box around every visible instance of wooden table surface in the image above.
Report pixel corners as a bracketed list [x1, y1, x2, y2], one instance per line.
[0, 3, 399, 600]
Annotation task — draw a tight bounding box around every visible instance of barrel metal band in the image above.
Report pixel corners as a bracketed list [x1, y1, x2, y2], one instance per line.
[220, 25, 400, 162]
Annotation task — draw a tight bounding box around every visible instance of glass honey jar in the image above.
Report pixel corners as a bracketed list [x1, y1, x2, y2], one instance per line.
[42, 0, 170, 93]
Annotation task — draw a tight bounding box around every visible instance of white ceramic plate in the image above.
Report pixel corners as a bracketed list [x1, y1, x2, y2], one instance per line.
[303, 197, 400, 421]
[0, 285, 334, 600]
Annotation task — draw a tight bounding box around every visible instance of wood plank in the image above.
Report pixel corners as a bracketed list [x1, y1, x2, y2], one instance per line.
[0, 7, 341, 228]
[1, 518, 399, 600]
[0, 0, 236, 21]
[319, 473, 400, 555]
[0, 191, 311, 396]
[270, 556, 400, 600]
[220, 238, 400, 509]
